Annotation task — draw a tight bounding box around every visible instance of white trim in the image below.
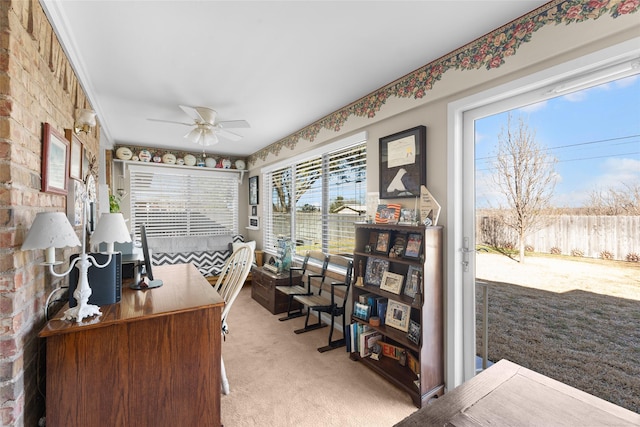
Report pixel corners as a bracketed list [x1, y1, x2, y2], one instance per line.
[446, 38, 640, 391]
[260, 131, 367, 174]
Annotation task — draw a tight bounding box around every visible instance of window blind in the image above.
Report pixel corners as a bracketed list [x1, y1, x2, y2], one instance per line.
[129, 164, 238, 238]
[264, 166, 292, 252]
[263, 140, 366, 256]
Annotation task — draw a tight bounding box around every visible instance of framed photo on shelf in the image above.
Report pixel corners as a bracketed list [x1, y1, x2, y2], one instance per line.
[385, 300, 411, 332]
[379, 125, 426, 199]
[364, 258, 390, 287]
[407, 351, 420, 376]
[42, 123, 69, 195]
[375, 203, 401, 224]
[65, 129, 83, 181]
[381, 342, 402, 360]
[249, 175, 259, 205]
[404, 232, 423, 260]
[353, 302, 371, 321]
[404, 265, 421, 299]
[407, 320, 421, 345]
[375, 231, 391, 254]
[380, 271, 404, 295]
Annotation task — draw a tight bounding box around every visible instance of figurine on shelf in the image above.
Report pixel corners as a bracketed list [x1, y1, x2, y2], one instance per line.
[355, 260, 364, 287]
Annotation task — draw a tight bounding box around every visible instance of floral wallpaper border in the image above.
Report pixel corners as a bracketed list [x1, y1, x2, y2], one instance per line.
[248, 0, 638, 166]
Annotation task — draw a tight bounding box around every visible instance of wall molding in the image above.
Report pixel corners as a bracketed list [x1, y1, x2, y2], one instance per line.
[248, 0, 639, 166]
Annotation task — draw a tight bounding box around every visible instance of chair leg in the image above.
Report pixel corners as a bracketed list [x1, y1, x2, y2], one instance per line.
[294, 308, 326, 334]
[221, 356, 230, 395]
[317, 310, 346, 353]
[278, 295, 304, 321]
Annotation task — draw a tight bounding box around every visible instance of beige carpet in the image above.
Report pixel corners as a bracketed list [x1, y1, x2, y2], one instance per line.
[220, 286, 417, 426]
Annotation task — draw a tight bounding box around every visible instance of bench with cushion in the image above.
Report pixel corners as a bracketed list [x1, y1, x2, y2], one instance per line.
[292, 254, 353, 352]
[148, 234, 245, 281]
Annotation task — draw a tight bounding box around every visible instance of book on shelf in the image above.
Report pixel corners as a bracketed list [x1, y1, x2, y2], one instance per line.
[359, 329, 382, 358]
[376, 297, 388, 325]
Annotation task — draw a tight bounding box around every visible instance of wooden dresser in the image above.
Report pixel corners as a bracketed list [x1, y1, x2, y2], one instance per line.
[251, 265, 302, 314]
[39, 263, 224, 427]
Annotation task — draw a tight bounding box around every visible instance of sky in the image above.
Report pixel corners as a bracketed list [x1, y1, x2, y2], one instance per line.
[475, 73, 640, 208]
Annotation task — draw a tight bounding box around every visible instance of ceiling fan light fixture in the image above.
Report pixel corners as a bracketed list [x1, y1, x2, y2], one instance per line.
[202, 129, 219, 146]
[184, 127, 204, 144]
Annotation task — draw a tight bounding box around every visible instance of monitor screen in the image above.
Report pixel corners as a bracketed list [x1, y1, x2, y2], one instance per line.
[133, 223, 163, 289]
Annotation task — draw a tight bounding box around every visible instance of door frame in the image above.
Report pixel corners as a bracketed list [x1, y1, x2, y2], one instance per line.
[445, 38, 640, 390]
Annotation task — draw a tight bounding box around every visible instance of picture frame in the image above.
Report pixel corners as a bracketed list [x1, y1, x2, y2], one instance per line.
[407, 351, 420, 376]
[385, 300, 411, 332]
[375, 231, 391, 254]
[248, 216, 259, 229]
[249, 175, 259, 205]
[407, 319, 421, 345]
[65, 129, 83, 181]
[380, 342, 402, 360]
[251, 205, 257, 216]
[380, 271, 404, 295]
[404, 265, 422, 299]
[364, 258, 390, 287]
[42, 123, 69, 195]
[404, 232, 423, 260]
[379, 125, 426, 199]
[375, 203, 401, 224]
[353, 302, 371, 321]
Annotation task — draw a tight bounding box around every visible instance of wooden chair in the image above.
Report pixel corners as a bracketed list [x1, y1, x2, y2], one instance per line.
[293, 255, 353, 352]
[276, 250, 328, 321]
[214, 243, 254, 395]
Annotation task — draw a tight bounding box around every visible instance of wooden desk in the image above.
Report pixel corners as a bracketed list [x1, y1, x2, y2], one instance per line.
[395, 359, 640, 426]
[40, 263, 224, 427]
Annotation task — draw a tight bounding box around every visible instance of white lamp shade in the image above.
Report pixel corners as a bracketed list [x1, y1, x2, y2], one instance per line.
[202, 130, 218, 146]
[22, 212, 81, 263]
[76, 108, 96, 127]
[90, 213, 132, 253]
[184, 127, 203, 144]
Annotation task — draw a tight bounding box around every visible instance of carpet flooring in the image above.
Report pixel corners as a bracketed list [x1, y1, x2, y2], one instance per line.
[220, 286, 417, 426]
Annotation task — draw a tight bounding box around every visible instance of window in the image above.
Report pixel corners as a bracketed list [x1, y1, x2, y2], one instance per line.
[129, 164, 239, 238]
[263, 134, 366, 256]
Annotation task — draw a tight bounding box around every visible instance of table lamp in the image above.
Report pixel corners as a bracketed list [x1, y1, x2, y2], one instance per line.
[22, 209, 131, 323]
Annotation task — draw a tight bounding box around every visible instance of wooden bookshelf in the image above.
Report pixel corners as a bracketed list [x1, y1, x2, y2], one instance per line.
[349, 223, 444, 408]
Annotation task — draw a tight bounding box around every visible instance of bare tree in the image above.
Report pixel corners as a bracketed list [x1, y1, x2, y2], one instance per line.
[492, 114, 557, 262]
[585, 183, 640, 216]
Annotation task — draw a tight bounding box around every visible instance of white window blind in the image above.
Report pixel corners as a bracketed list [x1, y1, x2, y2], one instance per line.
[263, 140, 366, 256]
[325, 143, 366, 255]
[264, 166, 292, 252]
[129, 164, 238, 238]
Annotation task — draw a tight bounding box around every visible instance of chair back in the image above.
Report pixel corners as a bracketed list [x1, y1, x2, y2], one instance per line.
[321, 255, 353, 301]
[216, 243, 254, 324]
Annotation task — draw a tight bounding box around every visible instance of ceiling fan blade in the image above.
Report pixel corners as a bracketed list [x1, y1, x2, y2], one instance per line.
[179, 105, 202, 122]
[219, 119, 250, 129]
[217, 128, 243, 141]
[179, 105, 217, 124]
[194, 107, 217, 125]
[147, 118, 193, 126]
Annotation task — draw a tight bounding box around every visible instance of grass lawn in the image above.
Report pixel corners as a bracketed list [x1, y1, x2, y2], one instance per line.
[475, 252, 640, 414]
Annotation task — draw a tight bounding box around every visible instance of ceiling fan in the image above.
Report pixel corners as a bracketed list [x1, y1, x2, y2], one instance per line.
[148, 105, 250, 146]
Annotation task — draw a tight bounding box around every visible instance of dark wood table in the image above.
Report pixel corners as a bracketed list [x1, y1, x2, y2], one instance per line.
[395, 359, 640, 426]
[40, 263, 225, 427]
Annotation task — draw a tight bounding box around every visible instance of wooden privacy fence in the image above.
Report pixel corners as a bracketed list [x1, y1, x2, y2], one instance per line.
[477, 215, 640, 261]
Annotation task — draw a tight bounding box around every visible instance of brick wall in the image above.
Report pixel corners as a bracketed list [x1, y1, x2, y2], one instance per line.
[0, 1, 99, 426]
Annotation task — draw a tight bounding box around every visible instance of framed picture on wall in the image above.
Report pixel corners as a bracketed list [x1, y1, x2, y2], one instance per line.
[42, 123, 69, 195]
[65, 129, 83, 181]
[249, 175, 259, 205]
[379, 125, 426, 199]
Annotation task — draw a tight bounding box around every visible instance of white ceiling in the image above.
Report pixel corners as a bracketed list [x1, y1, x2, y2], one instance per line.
[42, 0, 548, 157]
